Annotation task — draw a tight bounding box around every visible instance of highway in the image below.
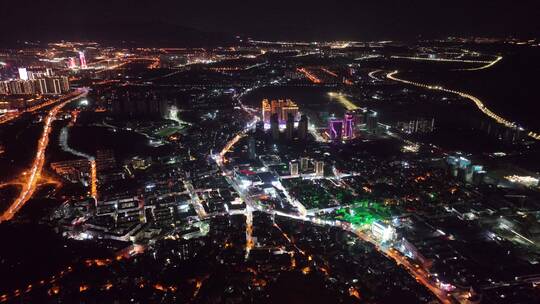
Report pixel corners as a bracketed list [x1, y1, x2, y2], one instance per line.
[0, 90, 88, 126]
[386, 71, 539, 141]
[391, 55, 492, 64]
[297, 67, 322, 84]
[458, 55, 503, 71]
[368, 69, 383, 81]
[0, 88, 88, 222]
[391, 54, 503, 71]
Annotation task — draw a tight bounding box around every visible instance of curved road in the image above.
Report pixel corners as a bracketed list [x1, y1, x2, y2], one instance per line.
[386, 69, 539, 141]
[0, 88, 88, 222]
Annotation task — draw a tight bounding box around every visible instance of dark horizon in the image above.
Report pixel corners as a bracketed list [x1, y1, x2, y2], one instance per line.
[1, 0, 539, 44]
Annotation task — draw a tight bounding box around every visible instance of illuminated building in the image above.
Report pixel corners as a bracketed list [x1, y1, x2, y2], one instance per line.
[0, 76, 70, 95]
[131, 157, 151, 170]
[34, 78, 47, 94]
[504, 175, 539, 187]
[7, 81, 24, 94]
[22, 81, 33, 94]
[0, 82, 8, 95]
[18, 68, 28, 80]
[327, 112, 356, 141]
[396, 118, 435, 134]
[51, 159, 91, 182]
[289, 161, 299, 176]
[315, 161, 324, 176]
[79, 51, 87, 69]
[371, 221, 395, 243]
[281, 102, 299, 123]
[297, 114, 308, 140]
[262, 99, 271, 125]
[68, 57, 77, 69]
[270, 113, 279, 141]
[60, 76, 70, 92]
[343, 112, 355, 139]
[328, 117, 343, 140]
[262, 98, 299, 126]
[45, 78, 62, 94]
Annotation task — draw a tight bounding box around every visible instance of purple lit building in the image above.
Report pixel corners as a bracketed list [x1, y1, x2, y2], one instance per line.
[344, 112, 355, 139]
[328, 113, 355, 141]
[328, 117, 344, 140]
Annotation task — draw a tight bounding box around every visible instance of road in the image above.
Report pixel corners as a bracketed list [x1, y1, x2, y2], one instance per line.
[58, 114, 98, 199]
[0, 90, 88, 126]
[368, 69, 383, 81]
[214, 121, 454, 302]
[183, 181, 207, 219]
[382, 245, 453, 303]
[391, 55, 492, 64]
[90, 160, 97, 199]
[297, 67, 322, 84]
[0, 88, 88, 222]
[210, 80, 454, 302]
[386, 70, 539, 141]
[245, 205, 254, 259]
[328, 92, 359, 111]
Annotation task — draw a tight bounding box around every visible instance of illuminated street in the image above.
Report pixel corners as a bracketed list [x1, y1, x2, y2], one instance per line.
[0, 88, 88, 222]
[1, 4, 539, 303]
[386, 70, 540, 141]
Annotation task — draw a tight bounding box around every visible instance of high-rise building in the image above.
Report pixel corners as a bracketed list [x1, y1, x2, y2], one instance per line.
[262, 99, 272, 126]
[328, 117, 343, 140]
[79, 51, 87, 69]
[33, 78, 47, 94]
[68, 57, 77, 69]
[18, 68, 28, 80]
[366, 110, 378, 133]
[7, 81, 23, 94]
[315, 161, 324, 176]
[281, 103, 299, 124]
[298, 115, 308, 140]
[285, 113, 294, 141]
[270, 113, 279, 141]
[289, 161, 299, 176]
[0, 82, 8, 95]
[45, 78, 61, 94]
[300, 157, 309, 171]
[60, 76, 70, 92]
[45, 68, 54, 77]
[396, 118, 435, 134]
[248, 136, 256, 160]
[262, 99, 299, 126]
[343, 112, 355, 139]
[21, 81, 33, 94]
[1, 75, 70, 96]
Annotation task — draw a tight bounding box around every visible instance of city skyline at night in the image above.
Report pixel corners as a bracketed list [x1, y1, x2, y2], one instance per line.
[0, 2, 539, 304]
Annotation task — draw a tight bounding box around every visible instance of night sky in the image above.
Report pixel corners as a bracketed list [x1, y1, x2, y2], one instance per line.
[1, 0, 539, 42]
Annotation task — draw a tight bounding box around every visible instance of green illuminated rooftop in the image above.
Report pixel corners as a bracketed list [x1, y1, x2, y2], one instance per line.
[332, 200, 390, 226]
